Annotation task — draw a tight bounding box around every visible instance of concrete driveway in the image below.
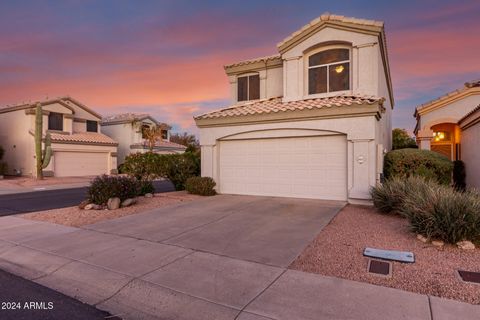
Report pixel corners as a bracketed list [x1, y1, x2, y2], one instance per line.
[0, 195, 478, 320]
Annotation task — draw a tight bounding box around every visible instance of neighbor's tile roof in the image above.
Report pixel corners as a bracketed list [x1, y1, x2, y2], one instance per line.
[224, 54, 281, 69]
[131, 140, 187, 149]
[195, 95, 383, 120]
[458, 104, 480, 125]
[415, 79, 480, 115]
[102, 113, 152, 124]
[50, 132, 118, 145]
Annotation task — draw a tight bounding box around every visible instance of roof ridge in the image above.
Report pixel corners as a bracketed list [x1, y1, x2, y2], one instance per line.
[416, 80, 480, 112]
[224, 54, 281, 69]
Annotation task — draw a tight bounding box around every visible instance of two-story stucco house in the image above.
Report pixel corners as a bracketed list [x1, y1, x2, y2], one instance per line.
[194, 14, 394, 203]
[0, 97, 118, 177]
[101, 113, 186, 165]
[415, 80, 480, 189]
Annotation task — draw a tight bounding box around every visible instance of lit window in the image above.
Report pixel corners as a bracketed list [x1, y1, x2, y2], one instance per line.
[238, 74, 260, 102]
[308, 48, 350, 94]
[432, 131, 450, 142]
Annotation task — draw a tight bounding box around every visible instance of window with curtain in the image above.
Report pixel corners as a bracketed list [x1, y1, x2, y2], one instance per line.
[48, 112, 63, 131]
[237, 74, 260, 101]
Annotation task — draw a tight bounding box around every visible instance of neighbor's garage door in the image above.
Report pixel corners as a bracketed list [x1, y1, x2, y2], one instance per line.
[54, 151, 108, 177]
[219, 135, 347, 200]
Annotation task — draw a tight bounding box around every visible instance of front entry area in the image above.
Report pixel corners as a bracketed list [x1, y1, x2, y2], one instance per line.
[218, 135, 347, 201]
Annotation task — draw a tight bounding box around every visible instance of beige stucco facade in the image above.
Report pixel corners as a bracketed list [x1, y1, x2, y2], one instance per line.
[0, 97, 117, 177]
[196, 14, 393, 203]
[458, 107, 480, 189]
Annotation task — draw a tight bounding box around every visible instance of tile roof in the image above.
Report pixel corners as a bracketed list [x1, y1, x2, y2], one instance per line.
[224, 54, 281, 69]
[458, 104, 480, 124]
[195, 95, 383, 120]
[278, 13, 384, 48]
[50, 132, 118, 145]
[131, 140, 187, 149]
[101, 113, 152, 124]
[415, 79, 480, 115]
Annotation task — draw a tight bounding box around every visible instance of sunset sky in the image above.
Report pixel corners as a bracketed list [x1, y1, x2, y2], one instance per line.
[1, 0, 479, 134]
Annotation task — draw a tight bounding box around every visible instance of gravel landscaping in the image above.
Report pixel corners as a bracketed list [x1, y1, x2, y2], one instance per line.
[22, 191, 201, 227]
[290, 205, 480, 304]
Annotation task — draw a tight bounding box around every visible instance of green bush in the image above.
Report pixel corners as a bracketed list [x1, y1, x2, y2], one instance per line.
[138, 179, 155, 195]
[87, 175, 139, 205]
[123, 152, 200, 190]
[383, 148, 453, 185]
[372, 176, 480, 243]
[453, 160, 466, 192]
[185, 177, 216, 196]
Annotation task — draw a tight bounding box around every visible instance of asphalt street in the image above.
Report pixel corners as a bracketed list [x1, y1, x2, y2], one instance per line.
[0, 269, 119, 320]
[0, 180, 175, 216]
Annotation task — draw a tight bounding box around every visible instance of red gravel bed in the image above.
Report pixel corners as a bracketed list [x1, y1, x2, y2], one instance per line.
[290, 205, 480, 304]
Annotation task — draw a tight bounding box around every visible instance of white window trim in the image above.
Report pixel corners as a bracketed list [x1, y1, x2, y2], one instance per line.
[304, 46, 352, 98]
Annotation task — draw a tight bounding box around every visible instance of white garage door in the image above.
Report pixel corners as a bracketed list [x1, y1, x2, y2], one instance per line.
[54, 151, 109, 177]
[219, 135, 347, 200]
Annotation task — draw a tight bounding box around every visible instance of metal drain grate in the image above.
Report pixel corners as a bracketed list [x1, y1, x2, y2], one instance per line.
[367, 259, 392, 277]
[458, 270, 480, 284]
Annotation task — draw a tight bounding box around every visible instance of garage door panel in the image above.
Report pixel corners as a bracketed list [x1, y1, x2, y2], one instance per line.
[219, 135, 347, 200]
[55, 151, 108, 177]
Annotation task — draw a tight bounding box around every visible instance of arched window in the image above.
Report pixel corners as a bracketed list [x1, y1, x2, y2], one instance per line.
[308, 48, 350, 95]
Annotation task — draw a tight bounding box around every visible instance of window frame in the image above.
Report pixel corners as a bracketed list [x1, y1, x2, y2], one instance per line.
[305, 46, 351, 98]
[237, 73, 260, 102]
[86, 120, 98, 133]
[48, 112, 63, 131]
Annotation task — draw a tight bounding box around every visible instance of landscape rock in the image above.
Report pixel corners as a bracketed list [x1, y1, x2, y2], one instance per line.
[84, 204, 94, 210]
[457, 241, 476, 250]
[431, 240, 444, 247]
[78, 199, 90, 209]
[107, 197, 121, 210]
[144, 193, 153, 198]
[121, 198, 135, 207]
[416, 234, 428, 243]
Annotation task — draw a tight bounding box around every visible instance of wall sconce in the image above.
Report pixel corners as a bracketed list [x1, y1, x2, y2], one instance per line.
[432, 131, 446, 142]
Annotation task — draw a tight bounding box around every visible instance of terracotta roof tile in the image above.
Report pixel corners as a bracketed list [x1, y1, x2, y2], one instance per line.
[224, 54, 281, 69]
[195, 95, 383, 120]
[50, 132, 118, 145]
[130, 140, 187, 149]
[101, 113, 152, 124]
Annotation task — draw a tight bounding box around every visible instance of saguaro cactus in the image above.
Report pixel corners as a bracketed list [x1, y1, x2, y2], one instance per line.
[34, 103, 52, 179]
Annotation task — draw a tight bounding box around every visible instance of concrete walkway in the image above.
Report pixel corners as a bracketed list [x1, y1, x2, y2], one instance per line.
[0, 195, 478, 320]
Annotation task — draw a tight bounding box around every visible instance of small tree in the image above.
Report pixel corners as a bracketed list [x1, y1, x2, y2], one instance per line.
[170, 132, 199, 153]
[141, 125, 163, 152]
[392, 128, 417, 150]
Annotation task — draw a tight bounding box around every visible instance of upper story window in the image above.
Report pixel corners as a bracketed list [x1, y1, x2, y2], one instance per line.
[161, 130, 168, 140]
[308, 48, 350, 95]
[141, 124, 150, 139]
[238, 74, 260, 102]
[48, 112, 63, 131]
[86, 120, 98, 132]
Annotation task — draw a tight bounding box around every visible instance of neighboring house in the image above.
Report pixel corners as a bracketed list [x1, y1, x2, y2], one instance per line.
[101, 113, 186, 165]
[414, 80, 480, 188]
[0, 97, 118, 177]
[194, 13, 393, 203]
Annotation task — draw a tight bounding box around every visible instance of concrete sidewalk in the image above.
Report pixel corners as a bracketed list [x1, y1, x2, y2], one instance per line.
[0, 214, 478, 319]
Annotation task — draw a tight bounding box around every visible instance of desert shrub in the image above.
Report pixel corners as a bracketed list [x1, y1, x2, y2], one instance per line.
[453, 160, 466, 192]
[87, 175, 139, 205]
[374, 176, 480, 243]
[138, 179, 155, 195]
[402, 184, 480, 243]
[370, 176, 429, 214]
[185, 176, 216, 196]
[383, 148, 453, 185]
[122, 152, 200, 191]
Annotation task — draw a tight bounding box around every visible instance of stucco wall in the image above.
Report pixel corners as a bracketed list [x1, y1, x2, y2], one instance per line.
[418, 94, 480, 131]
[461, 122, 480, 189]
[0, 109, 33, 175]
[101, 123, 134, 165]
[199, 115, 381, 202]
[282, 27, 380, 102]
[228, 66, 283, 103]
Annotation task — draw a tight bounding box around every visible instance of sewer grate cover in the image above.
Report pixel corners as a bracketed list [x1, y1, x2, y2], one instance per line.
[367, 259, 392, 277]
[458, 270, 480, 284]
